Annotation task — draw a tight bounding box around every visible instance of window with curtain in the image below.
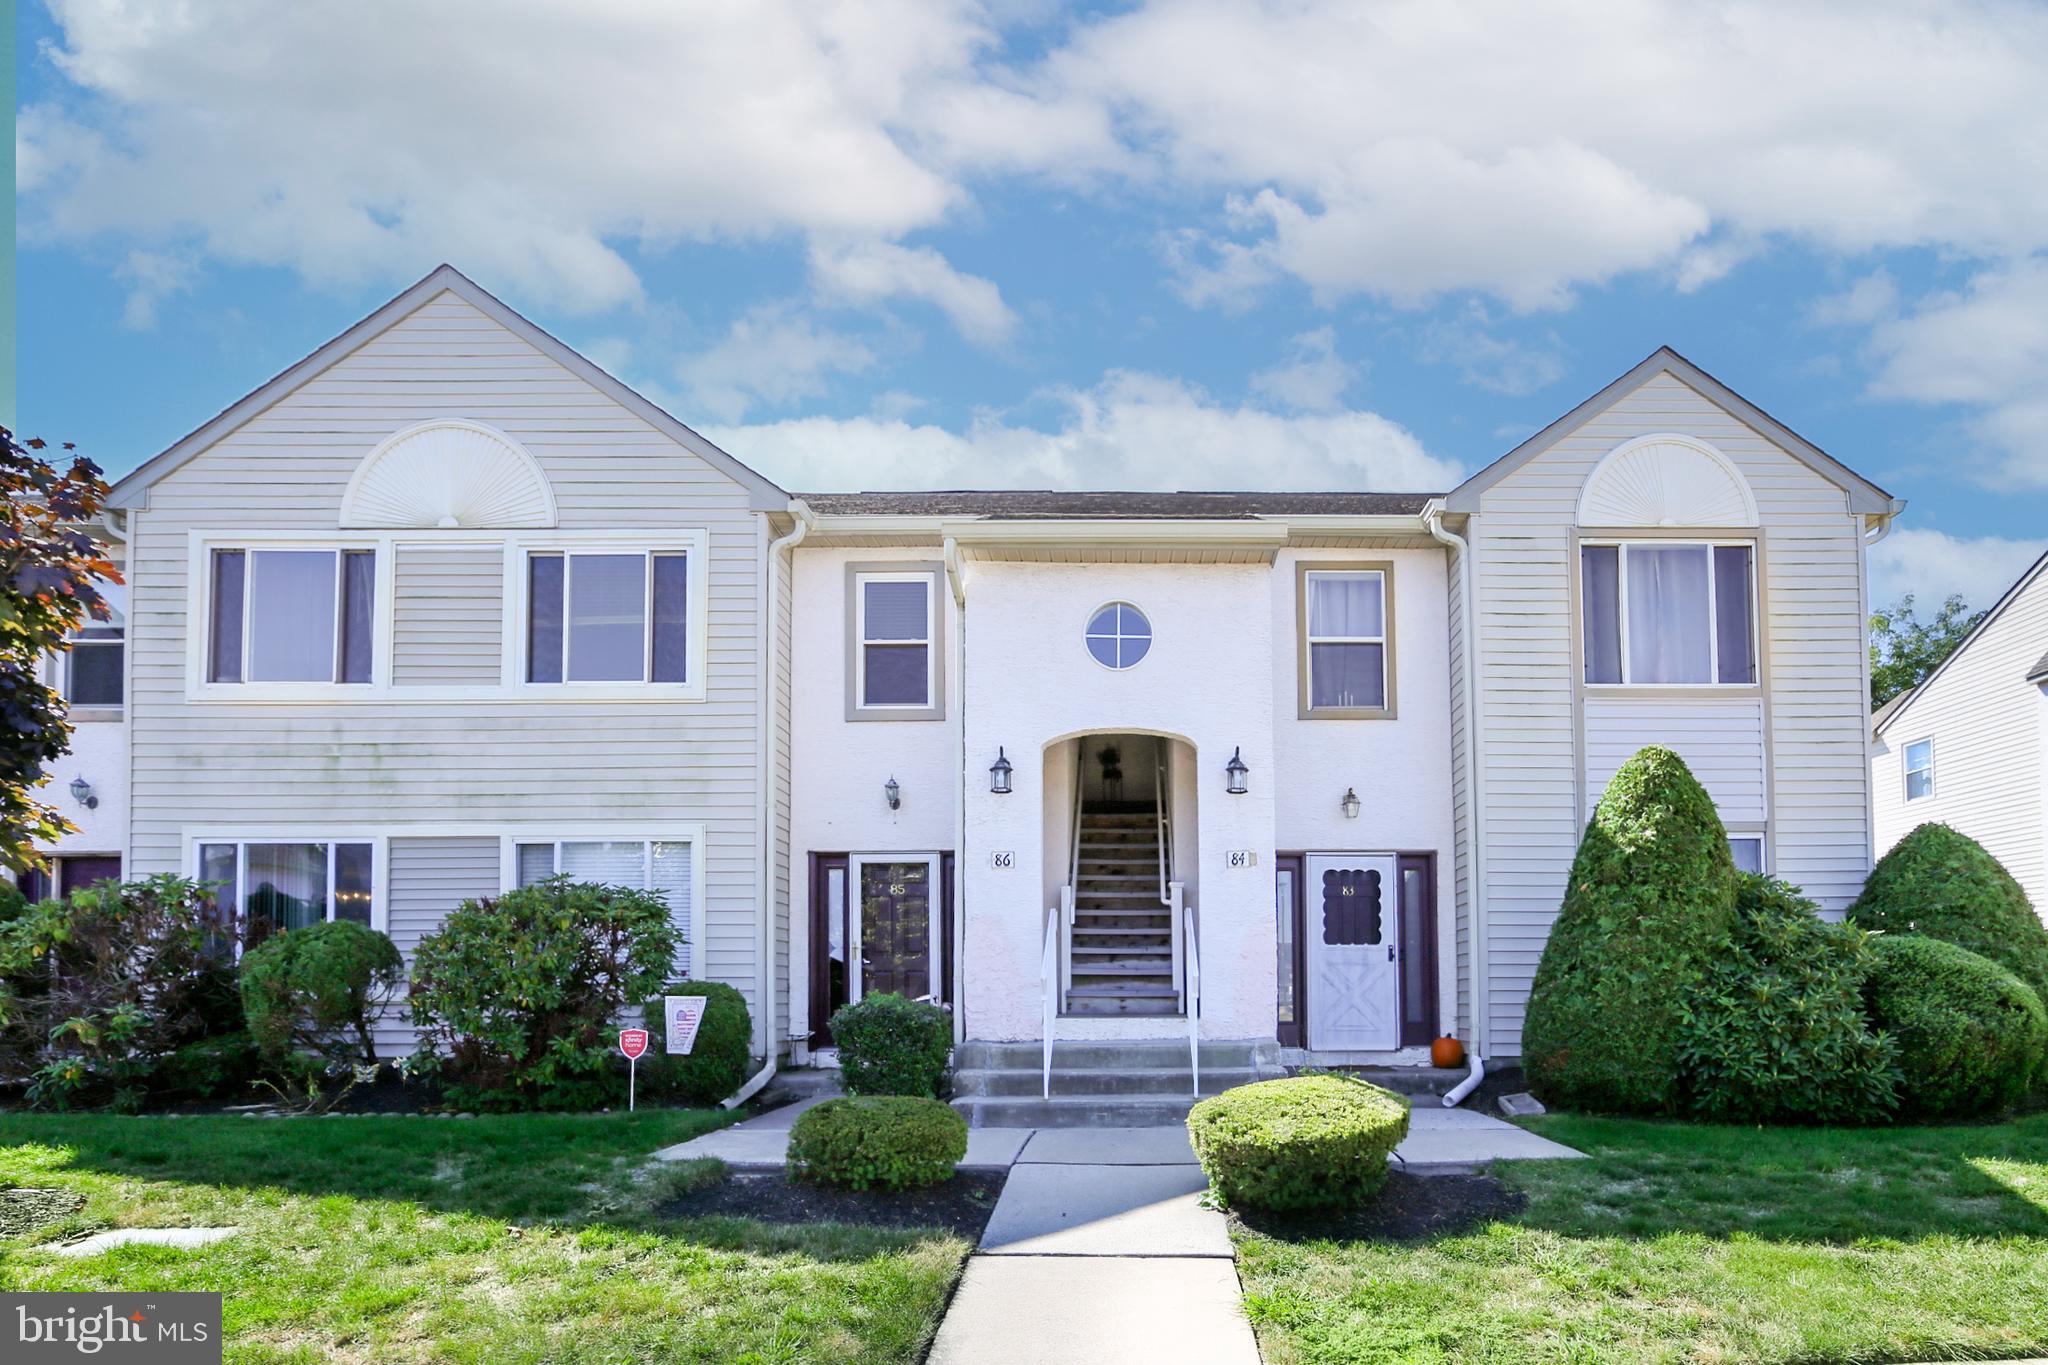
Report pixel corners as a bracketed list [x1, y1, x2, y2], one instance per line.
[515, 838, 694, 976]
[208, 549, 375, 684]
[1581, 542, 1755, 685]
[526, 551, 688, 684]
[64, 579, 125, 707]
[1904, 738, 1935, 801]
[197, 840, 374, 948]
[857, 574, 934, 706]
[1303, 570, 1389, 711]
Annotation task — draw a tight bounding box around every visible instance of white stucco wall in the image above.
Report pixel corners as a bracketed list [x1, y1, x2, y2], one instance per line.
[38, 718, 128, 861]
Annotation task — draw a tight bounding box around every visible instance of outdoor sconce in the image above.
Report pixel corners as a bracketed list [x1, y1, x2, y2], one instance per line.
[1224, 747, 1249, 795]
[884, 776, 902, 810]
[1341, 787, 1361, 820]
[69, 775, 98, 811]
[990, 748, 1014, 795]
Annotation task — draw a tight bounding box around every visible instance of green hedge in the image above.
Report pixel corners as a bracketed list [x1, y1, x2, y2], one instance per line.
[1849, 823, 2048, 1008]
[1186, 1075, 1410, 1211]
[1863, 934, 2048, 1118]
[1677, 874, 1899, 1124]
[829, 993, 953, 1098]
[643, 980, 753, 1104]
[1524, 745, 1738, 1114]
[240, 920, 403, 1071]
[787, 1095, 967, 1190]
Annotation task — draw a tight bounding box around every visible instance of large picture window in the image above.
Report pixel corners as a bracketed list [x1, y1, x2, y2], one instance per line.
[514, 838, 695, 976]
[856, 573, 934, 709]
[526, 550, 689, 684]
[1581, 541, 1756, 686]
[209, 548, 375, 684]
[198, 839, 374, 948]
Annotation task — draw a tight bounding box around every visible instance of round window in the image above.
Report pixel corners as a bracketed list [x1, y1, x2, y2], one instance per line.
[1085, 602, 1152, 670]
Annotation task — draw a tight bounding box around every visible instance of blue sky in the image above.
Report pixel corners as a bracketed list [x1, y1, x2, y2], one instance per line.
[15, 0, 2048, 611]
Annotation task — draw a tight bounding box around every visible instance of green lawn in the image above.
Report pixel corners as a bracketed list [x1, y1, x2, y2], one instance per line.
[1236, 1111, 2048, 1364]
[0, 1111, 969, 1364]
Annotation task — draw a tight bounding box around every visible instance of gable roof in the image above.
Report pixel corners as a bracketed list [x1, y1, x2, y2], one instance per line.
[110, 264, 789, 512]
[1874, 545, 2048, 736]
[1445, 346, 1900, 515]
[798, 490, 1436, 520]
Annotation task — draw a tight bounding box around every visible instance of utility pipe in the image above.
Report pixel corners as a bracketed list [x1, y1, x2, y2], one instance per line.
[727, 499, 814, 1109]
[1425, 500, 1488, 1107]
[944, 536, 967, 1043]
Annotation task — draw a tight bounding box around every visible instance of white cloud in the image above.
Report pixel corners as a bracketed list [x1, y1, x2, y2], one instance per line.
[114, 248, 197, 329]
[1869, 527, 2047, 610]
[1808, 271, 1900, 329]
[676, 304, 877, 423]
[705, 370, 1461, 492]
[1418, 306, 1568, 396]
[808, 239, 1017, 347]
[1249, 327, 1356, 411]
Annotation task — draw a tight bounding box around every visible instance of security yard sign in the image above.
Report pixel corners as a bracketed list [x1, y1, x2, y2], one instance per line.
[664, 996, 709, 1055]
[619, 1028, 650, 1110]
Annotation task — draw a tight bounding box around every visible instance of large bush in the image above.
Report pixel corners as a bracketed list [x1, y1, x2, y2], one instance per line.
[1187, 1074, 1410, 1212]
[240, 920, 404, 1072]
[0, 876, 243, 1110]
[1523, 746, 1739, 1115]
[829, 992, 953, 1098]
[1677, 874, 1899, 1124]
[408, 877, 681, 1111]
[0, 881, 29, 924]
[787, 1095, 967, 1190]
[1849, 823, 2048, 1008]
[1863, 934, 2048, 1118]
[643, 980, 754, 1104]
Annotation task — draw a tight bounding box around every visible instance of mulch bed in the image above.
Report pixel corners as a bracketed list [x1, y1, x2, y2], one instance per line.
[1, 1186, 87, 1239]
[660, 1169, 1008, 1239]
[1231, 1169, 1525, 1244]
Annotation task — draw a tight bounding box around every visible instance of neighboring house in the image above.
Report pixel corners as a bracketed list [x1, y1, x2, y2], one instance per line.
[104, 265, 1901, 1075]
[1871, 550, 2048, 915]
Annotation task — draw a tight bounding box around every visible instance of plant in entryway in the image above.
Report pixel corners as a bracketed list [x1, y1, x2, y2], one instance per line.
[1187, 1074, 1410, 1211]
[828, 992, 953, 1097]
[787, 1095, 968, 1190]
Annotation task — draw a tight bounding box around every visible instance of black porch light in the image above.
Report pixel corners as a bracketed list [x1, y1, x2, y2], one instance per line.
[989, 748, 1014, 795]
[1224, 747, 1249, 795]
[884, 776, 901, 810]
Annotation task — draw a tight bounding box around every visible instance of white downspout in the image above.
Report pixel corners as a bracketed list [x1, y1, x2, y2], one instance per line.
[727, 499, 814, 1109]
[1426, 500, 1488, 1107]
[944, 537, 967, 1043]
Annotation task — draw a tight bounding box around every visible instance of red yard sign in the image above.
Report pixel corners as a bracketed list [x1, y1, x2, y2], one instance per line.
[619, 1028, 650, 1060]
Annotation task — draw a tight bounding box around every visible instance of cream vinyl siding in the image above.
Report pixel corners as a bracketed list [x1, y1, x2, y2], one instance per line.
[1468, 370, 1873, 1054]
[1872, 564, 2048, 913]
[376, 835, 500, 1053]
[1585, 697, 1768, 824]
[391, 541, 505, 685]
[125, 290, 770, 1024]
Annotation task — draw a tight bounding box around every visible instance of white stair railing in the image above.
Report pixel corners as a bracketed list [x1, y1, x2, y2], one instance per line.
[1183, 902, 1201, 1098]
[1168, 881, 1186, 1013]
[1041, 905, 1060, 1098]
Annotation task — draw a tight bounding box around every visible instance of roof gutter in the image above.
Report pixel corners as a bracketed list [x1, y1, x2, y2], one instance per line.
[944, 537, 968, 1043]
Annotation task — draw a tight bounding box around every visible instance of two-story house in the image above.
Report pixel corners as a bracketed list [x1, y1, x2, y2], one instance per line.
[102, 266, 1901, 1104]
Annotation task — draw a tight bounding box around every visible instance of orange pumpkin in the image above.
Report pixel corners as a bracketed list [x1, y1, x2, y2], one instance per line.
[1430, 1035, 1466, 1069]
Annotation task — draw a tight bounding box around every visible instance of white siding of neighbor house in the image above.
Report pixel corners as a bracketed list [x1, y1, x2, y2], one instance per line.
[1467, 369, 1874, 1055]
[1872, 563, 2048, 915]
[391, 542, 504, 686]
[376, 835, 501, 1053]
[123, 289, 772, 1030]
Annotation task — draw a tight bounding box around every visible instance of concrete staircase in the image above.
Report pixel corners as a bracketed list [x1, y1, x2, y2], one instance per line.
[951, 1039, 1284, 1127]
[1066, 804, 1178, 1017]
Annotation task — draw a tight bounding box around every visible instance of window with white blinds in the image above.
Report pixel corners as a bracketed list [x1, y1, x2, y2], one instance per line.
[514, 838, 696, 977]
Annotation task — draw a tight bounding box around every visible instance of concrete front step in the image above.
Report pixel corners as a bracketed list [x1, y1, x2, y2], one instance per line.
[1065, 999, 1182, 1016]
[957, 1039, 1284, 1071]
[955, 1065, 1263, 1098]
[953, 1093, 1204, 1128]
[1344, 1066, 1469, 1097]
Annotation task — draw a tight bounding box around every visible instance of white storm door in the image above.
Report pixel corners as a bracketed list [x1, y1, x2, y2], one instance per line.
[1305, 853, 1400, 1051]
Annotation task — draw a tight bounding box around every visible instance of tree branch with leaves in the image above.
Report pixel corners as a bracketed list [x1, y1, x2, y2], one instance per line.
[1870, 593, 1982, 708]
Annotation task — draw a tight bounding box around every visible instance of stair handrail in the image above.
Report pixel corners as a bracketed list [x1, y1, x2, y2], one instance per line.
[1184, 901, 1201, 1098]
[1168, 880, 1186, 1012]
[1154, 744, 1172, 907]
[1068, 752, 1085, 896]
[1041, 905, 1059, 1098]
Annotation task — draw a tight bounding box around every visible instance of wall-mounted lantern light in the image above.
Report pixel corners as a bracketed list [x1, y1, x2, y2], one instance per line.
[884, 776, 902, 810]
[1340, 787, 1361, 820]
[990, 748, 1014, 795]
[69, 775, 98, 811]
[1224, 747, 1249, 795]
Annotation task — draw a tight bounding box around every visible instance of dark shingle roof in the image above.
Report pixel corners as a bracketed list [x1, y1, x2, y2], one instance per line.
[794, 490, 1438, 519]
[1870, 687, 1916, 732]
[2028, 647, 2048, 683]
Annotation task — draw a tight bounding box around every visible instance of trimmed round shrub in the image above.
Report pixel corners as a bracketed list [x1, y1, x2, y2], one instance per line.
[240, 920, 403, 1070]
[1524, 745, 1738, 1115]
[829, 992, 953, 1098]
[0, 880, 29, 924]
[643, 980, 754, 1104]
[1186, 1074, 1411, 1212]
[1849, 823, 2048, 1008]
[787, 1095, 968, 1190]
[408, 877, 681, 1111]
[1677, 874, 1899, 1124]
[1863, 934, 2048, 1118]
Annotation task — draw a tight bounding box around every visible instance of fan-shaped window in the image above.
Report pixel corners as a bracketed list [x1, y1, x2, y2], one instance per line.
[339, 419, 558, 529]
[1577, 434, 1758, 528]
[1085, 602, 1152, 670]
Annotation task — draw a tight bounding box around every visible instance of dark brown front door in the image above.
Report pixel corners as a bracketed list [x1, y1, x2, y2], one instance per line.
[810, 853, 953, 1048]
[856, 857, 936, 1000]
[60, 857, 122, 896]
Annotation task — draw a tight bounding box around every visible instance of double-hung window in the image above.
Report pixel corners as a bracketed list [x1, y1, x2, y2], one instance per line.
[1581, 541, 1756, 686]
[209, 548, 376, 684]
[1301, 565, 1393, 716]
[515, 838, 696, 976]
[854, 571, 936, 713]
[1904, 738, 1935, 801]
[526, 550, 689, 684]
[198, 839, 374, 948]
[63, 580, 125, 708]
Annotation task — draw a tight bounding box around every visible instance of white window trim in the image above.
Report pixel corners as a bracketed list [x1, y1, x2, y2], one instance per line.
[854, 570, 937, 712]
[1083, 599, 1154, 673]
[186, 832, 386, 939]
[1302, 571, 1387, 710]
[1726, 832, 1769, 875]
[1903, 737, 1935, 802]
[846, 852, 944, 1004]
[184, 534, 389, 701]
[1582, 538, 1760, 690]
[499, 825, 708, 980]
[507, 531, 710, 702]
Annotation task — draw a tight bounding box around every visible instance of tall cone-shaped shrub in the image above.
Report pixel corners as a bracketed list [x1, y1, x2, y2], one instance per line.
[1523, 745, 1738, 1114]
[1848, 822, 2048, 1009]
